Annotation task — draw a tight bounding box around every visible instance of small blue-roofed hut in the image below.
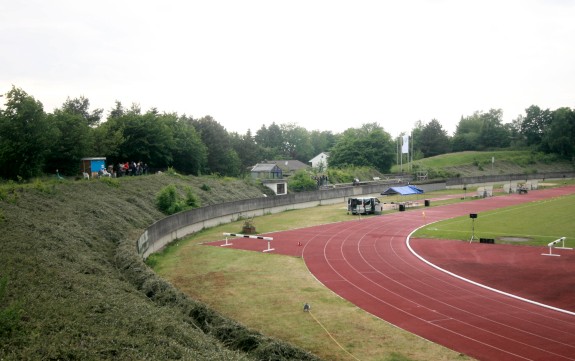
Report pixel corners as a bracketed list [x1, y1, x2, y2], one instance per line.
[80, 157, 106, 178]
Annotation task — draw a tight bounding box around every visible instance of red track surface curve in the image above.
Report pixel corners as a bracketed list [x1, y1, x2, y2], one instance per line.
[209, 186, 575, 360]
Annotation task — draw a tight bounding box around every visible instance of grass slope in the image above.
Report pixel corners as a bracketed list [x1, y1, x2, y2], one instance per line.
[0, 174, 317, 361]
[392, 150, 574, 178]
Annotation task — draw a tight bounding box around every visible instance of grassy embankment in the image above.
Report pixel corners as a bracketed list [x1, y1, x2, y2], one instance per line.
[0, 174, 320, 361]
[392, 150, 574, 178]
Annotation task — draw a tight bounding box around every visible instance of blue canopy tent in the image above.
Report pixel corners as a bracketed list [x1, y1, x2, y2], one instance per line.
[381, 185, 424, 196]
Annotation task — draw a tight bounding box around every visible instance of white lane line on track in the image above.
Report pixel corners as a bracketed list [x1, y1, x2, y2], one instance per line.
[406, 225, 575, 318]
[360, 218, 575, 354]
[315, 217, 556, 359]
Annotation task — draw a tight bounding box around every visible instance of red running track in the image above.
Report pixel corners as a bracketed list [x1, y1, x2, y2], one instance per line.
[209, 185, 575, 360]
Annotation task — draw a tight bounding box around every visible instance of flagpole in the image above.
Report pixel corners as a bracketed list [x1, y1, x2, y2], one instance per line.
[396, 137, 399, 167]
[410, 132, 413, 172]
[400, 137, 403, 173]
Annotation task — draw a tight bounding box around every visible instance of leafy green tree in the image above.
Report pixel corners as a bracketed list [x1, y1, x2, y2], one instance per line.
[60, 96, 103, 127]
[329, 123, 395, 173]
[280, 123, 313, 161]
[230, 130, 261, 173]
[109, 100, 125, 119]
[223, 148, 242, 177]
[255, 122, 283, 149]
[191, 116, 236, 176]
[478, 109, 510, 149]
[105, 109, 175, 168]
[418, 119, 451, 157]
[541, 107, 575, 158]
[309, 130, 336, 157]
[452, 109, 510, 151]
[451, 131, 480, 152]
[255, 122, 284, 159]
[508, 115, 526, 147]
[44, 97, 101, 175]
[167, 115, 207, 175]
[0, 87, 57, 179]
[410, 120, 425, 160]
[521, 105, 552, 147]
[452, 114, 482, 151]
[91, 120, 124, 160]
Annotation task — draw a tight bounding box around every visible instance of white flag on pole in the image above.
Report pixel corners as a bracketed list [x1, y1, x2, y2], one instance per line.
[402, 135, 409, 154]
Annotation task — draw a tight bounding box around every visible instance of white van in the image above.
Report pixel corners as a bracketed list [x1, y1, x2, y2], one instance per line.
[347, 197, 381, 215]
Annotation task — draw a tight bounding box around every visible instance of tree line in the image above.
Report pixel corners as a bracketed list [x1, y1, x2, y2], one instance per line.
[411, 107, 575, 160]
[0, 86, 573, 181]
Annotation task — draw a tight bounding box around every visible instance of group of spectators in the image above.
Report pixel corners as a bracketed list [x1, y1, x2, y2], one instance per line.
[114, 161, 148, 177]
[96, 161, 149, 178]
[313, 174, 329, 187]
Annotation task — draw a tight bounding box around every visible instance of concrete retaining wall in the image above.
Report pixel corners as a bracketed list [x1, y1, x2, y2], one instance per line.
[446, 172, 575, 187]
[137, 181, 445, 258]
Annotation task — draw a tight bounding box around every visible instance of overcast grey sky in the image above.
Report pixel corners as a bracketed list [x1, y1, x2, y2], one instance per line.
[2, 0, 574, 137]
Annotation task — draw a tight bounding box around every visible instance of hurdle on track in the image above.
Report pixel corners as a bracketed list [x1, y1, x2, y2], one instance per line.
[222, 233, 275, 252]
[554, 237, 572, 250]
[541, 237, 570, 256]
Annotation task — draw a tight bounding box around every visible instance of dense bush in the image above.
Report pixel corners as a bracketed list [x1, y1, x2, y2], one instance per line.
[287, 170, 318, 192]
[156, 184, 201, 214]
[327, 166, 383, 184]
[156, 184, 182, 214]
[185, 186, 201, 208]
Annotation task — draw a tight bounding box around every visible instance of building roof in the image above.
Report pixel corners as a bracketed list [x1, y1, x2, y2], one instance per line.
[268, 160, 309, 172]
[309, 152, 330, 161]
[251, 163, 281, 172]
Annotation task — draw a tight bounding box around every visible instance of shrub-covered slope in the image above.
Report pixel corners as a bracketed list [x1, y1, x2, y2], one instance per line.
[0, 174, 319, 361]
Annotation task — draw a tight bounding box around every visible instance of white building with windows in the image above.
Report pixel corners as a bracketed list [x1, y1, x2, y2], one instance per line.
[309, 152, 329, 171]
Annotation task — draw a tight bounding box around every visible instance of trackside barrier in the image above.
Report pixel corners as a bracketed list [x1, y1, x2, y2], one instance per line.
[541, 237, 570, 256]
[223, 233, 275, 252]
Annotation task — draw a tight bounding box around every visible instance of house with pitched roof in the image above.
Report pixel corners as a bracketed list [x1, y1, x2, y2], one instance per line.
[250, 163, 287, 195]
[250, 163, 283, 179]
[309, 152, 329, 171]
[268, 159, 310, 177]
